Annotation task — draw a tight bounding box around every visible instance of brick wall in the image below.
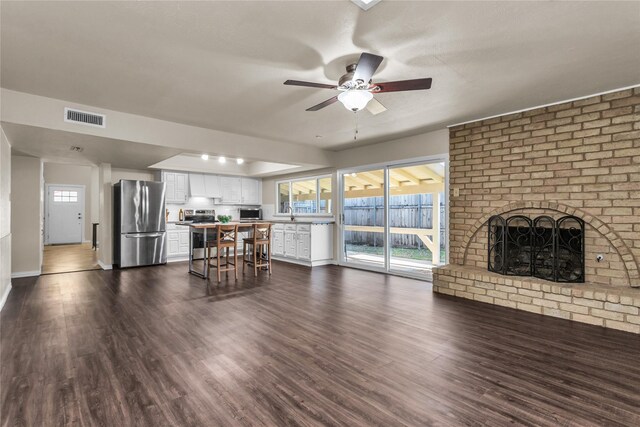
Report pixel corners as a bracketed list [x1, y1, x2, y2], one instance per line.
[448, 87, 640, 288]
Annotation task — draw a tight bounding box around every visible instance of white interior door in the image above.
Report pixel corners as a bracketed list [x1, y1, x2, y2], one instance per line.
[46, 184, 84, 244]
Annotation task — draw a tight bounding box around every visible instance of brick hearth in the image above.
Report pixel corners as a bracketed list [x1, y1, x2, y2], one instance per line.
[434, 87, 640, 333]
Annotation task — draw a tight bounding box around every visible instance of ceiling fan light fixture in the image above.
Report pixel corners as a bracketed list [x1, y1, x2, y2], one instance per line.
[338, 90, 373, 111]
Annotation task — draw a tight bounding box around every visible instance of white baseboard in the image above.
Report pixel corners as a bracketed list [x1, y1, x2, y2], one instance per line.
[167, 256, 189, 263]
[11, 270, 40, 278]
[0, 283, 12, 312]
[98, 260, 112, 270]
[271, 256, 336, 267]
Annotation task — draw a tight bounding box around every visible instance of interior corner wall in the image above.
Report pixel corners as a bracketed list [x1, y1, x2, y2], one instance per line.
[0, 126, 12, 307]
[10, 155, 43, 276]
[97, 163, 112, 268]
[43, 162, 94, 241]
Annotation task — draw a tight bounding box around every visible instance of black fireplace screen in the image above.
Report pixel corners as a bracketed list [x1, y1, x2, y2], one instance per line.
[488, 214, 584, 283]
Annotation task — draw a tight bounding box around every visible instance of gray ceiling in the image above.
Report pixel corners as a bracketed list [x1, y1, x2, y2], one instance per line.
[2, 1, 639, 151]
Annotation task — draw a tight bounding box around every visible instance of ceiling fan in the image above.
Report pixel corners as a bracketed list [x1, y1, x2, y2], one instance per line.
[284, 52, 432, 114]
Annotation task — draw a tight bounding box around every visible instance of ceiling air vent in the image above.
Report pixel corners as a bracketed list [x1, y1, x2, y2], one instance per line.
[64, 107, 106, 128]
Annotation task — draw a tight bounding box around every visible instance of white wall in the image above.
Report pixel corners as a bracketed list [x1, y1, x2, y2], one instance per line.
[330, 129, 449, 169]
[111, 167, 154, 183]
[44, 162, 95, 241]
[0, 126, 12, 308]
[11, 155, 43, 276]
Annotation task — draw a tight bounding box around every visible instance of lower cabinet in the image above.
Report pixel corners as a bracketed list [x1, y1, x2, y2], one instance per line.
[167, 224, 190, 259]
[271, 223, 332, 266]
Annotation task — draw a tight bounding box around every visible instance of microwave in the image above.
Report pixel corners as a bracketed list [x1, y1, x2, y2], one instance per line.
[239, 208, 262, 221]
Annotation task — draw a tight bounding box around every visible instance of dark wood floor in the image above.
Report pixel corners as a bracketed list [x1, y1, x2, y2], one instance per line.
[2, 262, 639, 427]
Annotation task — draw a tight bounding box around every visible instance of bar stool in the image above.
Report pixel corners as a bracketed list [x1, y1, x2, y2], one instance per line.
[207, 224, 238, 283]
[243, 223, 272, 276]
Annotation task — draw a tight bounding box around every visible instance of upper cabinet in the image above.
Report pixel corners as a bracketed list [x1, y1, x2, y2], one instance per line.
[189, 173, 206, 197]
[162, 171, 260, 205]
[204, 174, 221, 198]
[189, 173, 222, 199]
[162, 171, 189, 204]
[220, 176, 242, 204]
[241, 177, 261, 205]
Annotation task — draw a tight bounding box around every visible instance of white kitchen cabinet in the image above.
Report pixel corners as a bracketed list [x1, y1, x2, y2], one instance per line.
[204, 174, 221, 198]
[162, 171, 189, 204]
[189, 173, 206, 197]
[220, 176, 242, 204]
[272, 223, 333, 266]
[167, 223, 190, 259]
[272, 225, 284, 256]
[241, 177, 261, 205]
[296, 231, 311, 260]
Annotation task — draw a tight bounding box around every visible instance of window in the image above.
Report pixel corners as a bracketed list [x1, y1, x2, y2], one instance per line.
[53, 190, 78, 203]
[277, 175, 332, 215]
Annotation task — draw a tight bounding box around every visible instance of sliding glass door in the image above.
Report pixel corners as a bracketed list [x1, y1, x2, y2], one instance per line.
[340, 159, 446, 278]
[341, 168, 386, 270]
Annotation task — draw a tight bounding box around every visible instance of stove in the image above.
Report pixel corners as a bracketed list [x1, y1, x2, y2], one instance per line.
[184, 209, 217, 224]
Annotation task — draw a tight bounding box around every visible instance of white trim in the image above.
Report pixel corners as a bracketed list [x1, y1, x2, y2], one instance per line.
[0, 283, 12, 311]
[97, 260, 112, 270]
[448, 84, 640, 128]
[11, 270, 40, 278]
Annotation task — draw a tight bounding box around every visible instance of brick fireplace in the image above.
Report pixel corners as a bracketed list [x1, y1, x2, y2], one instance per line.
[433, 87, 640, 333]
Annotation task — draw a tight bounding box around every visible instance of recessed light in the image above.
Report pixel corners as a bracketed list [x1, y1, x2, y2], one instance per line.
[218, 156, 226, 164]
[236, 158, 244, 165]
[201, 154, 209, 160]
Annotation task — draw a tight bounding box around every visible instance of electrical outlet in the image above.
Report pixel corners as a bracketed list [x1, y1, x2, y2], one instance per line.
[453, 187, 460, 197]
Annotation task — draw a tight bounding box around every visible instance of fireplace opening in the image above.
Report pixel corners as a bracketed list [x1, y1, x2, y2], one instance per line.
[488, 214, 584, 283]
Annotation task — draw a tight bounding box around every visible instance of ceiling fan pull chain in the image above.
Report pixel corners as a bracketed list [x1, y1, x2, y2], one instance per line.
[354, 111, 358, 141]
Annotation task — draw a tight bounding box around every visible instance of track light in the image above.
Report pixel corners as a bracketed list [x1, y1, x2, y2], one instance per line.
[218, 156, 226, 164]
[201, 154, 209, 160]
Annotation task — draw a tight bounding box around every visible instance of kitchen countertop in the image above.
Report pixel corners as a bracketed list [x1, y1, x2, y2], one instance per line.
[262, 219, 335, 224]
[172, 219, 335, 226]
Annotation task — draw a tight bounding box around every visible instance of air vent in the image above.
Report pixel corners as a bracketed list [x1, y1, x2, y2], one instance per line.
[64, 108, 106, 128]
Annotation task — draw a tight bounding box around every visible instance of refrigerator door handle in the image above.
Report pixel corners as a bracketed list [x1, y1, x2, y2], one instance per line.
[126, 233, 164, 239]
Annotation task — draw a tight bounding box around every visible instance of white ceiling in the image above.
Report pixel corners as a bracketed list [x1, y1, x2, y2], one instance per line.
[1, 1, 639, 151]
[2, 123, 182, 169]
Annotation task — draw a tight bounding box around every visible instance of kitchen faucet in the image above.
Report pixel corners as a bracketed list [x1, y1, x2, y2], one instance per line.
[286, 205, 295, 222]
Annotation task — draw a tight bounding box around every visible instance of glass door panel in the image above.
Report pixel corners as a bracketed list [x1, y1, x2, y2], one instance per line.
[388, 162, 446, 275]
[342, 169, 385, 269]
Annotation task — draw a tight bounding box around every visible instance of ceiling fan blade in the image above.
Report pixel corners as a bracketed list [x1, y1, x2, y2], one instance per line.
[284, 80, 337, 90]
[353, 52, 384, 84]
[366, 97, 387, 115]
[306, 96, 339, 111]
[375, 78, 432, 93]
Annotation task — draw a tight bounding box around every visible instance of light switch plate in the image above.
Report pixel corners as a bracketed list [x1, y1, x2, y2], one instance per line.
[453, 187, 460, 197]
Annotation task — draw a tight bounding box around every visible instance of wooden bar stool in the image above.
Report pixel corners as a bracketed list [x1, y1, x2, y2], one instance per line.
[243, 223, 272, 277]
[207, 224, 238, 283]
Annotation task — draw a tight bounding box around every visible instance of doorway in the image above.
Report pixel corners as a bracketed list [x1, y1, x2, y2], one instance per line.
[339, 157, 447, 279]
[43, 184, 98, 274]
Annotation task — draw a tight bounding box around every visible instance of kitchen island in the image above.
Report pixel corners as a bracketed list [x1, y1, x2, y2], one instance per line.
[177, 221, 269, 279]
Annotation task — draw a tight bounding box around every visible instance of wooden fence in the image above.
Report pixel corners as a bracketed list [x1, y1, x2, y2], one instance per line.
[344, 194, 446, 251]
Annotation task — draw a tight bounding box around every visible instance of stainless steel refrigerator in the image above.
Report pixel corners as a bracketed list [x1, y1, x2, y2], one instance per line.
[113, 180, 167, 268]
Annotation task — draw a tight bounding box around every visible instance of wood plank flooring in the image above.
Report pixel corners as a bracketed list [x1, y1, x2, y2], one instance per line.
[42, 243, 99, 275]
[2, 262, 639, 426]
